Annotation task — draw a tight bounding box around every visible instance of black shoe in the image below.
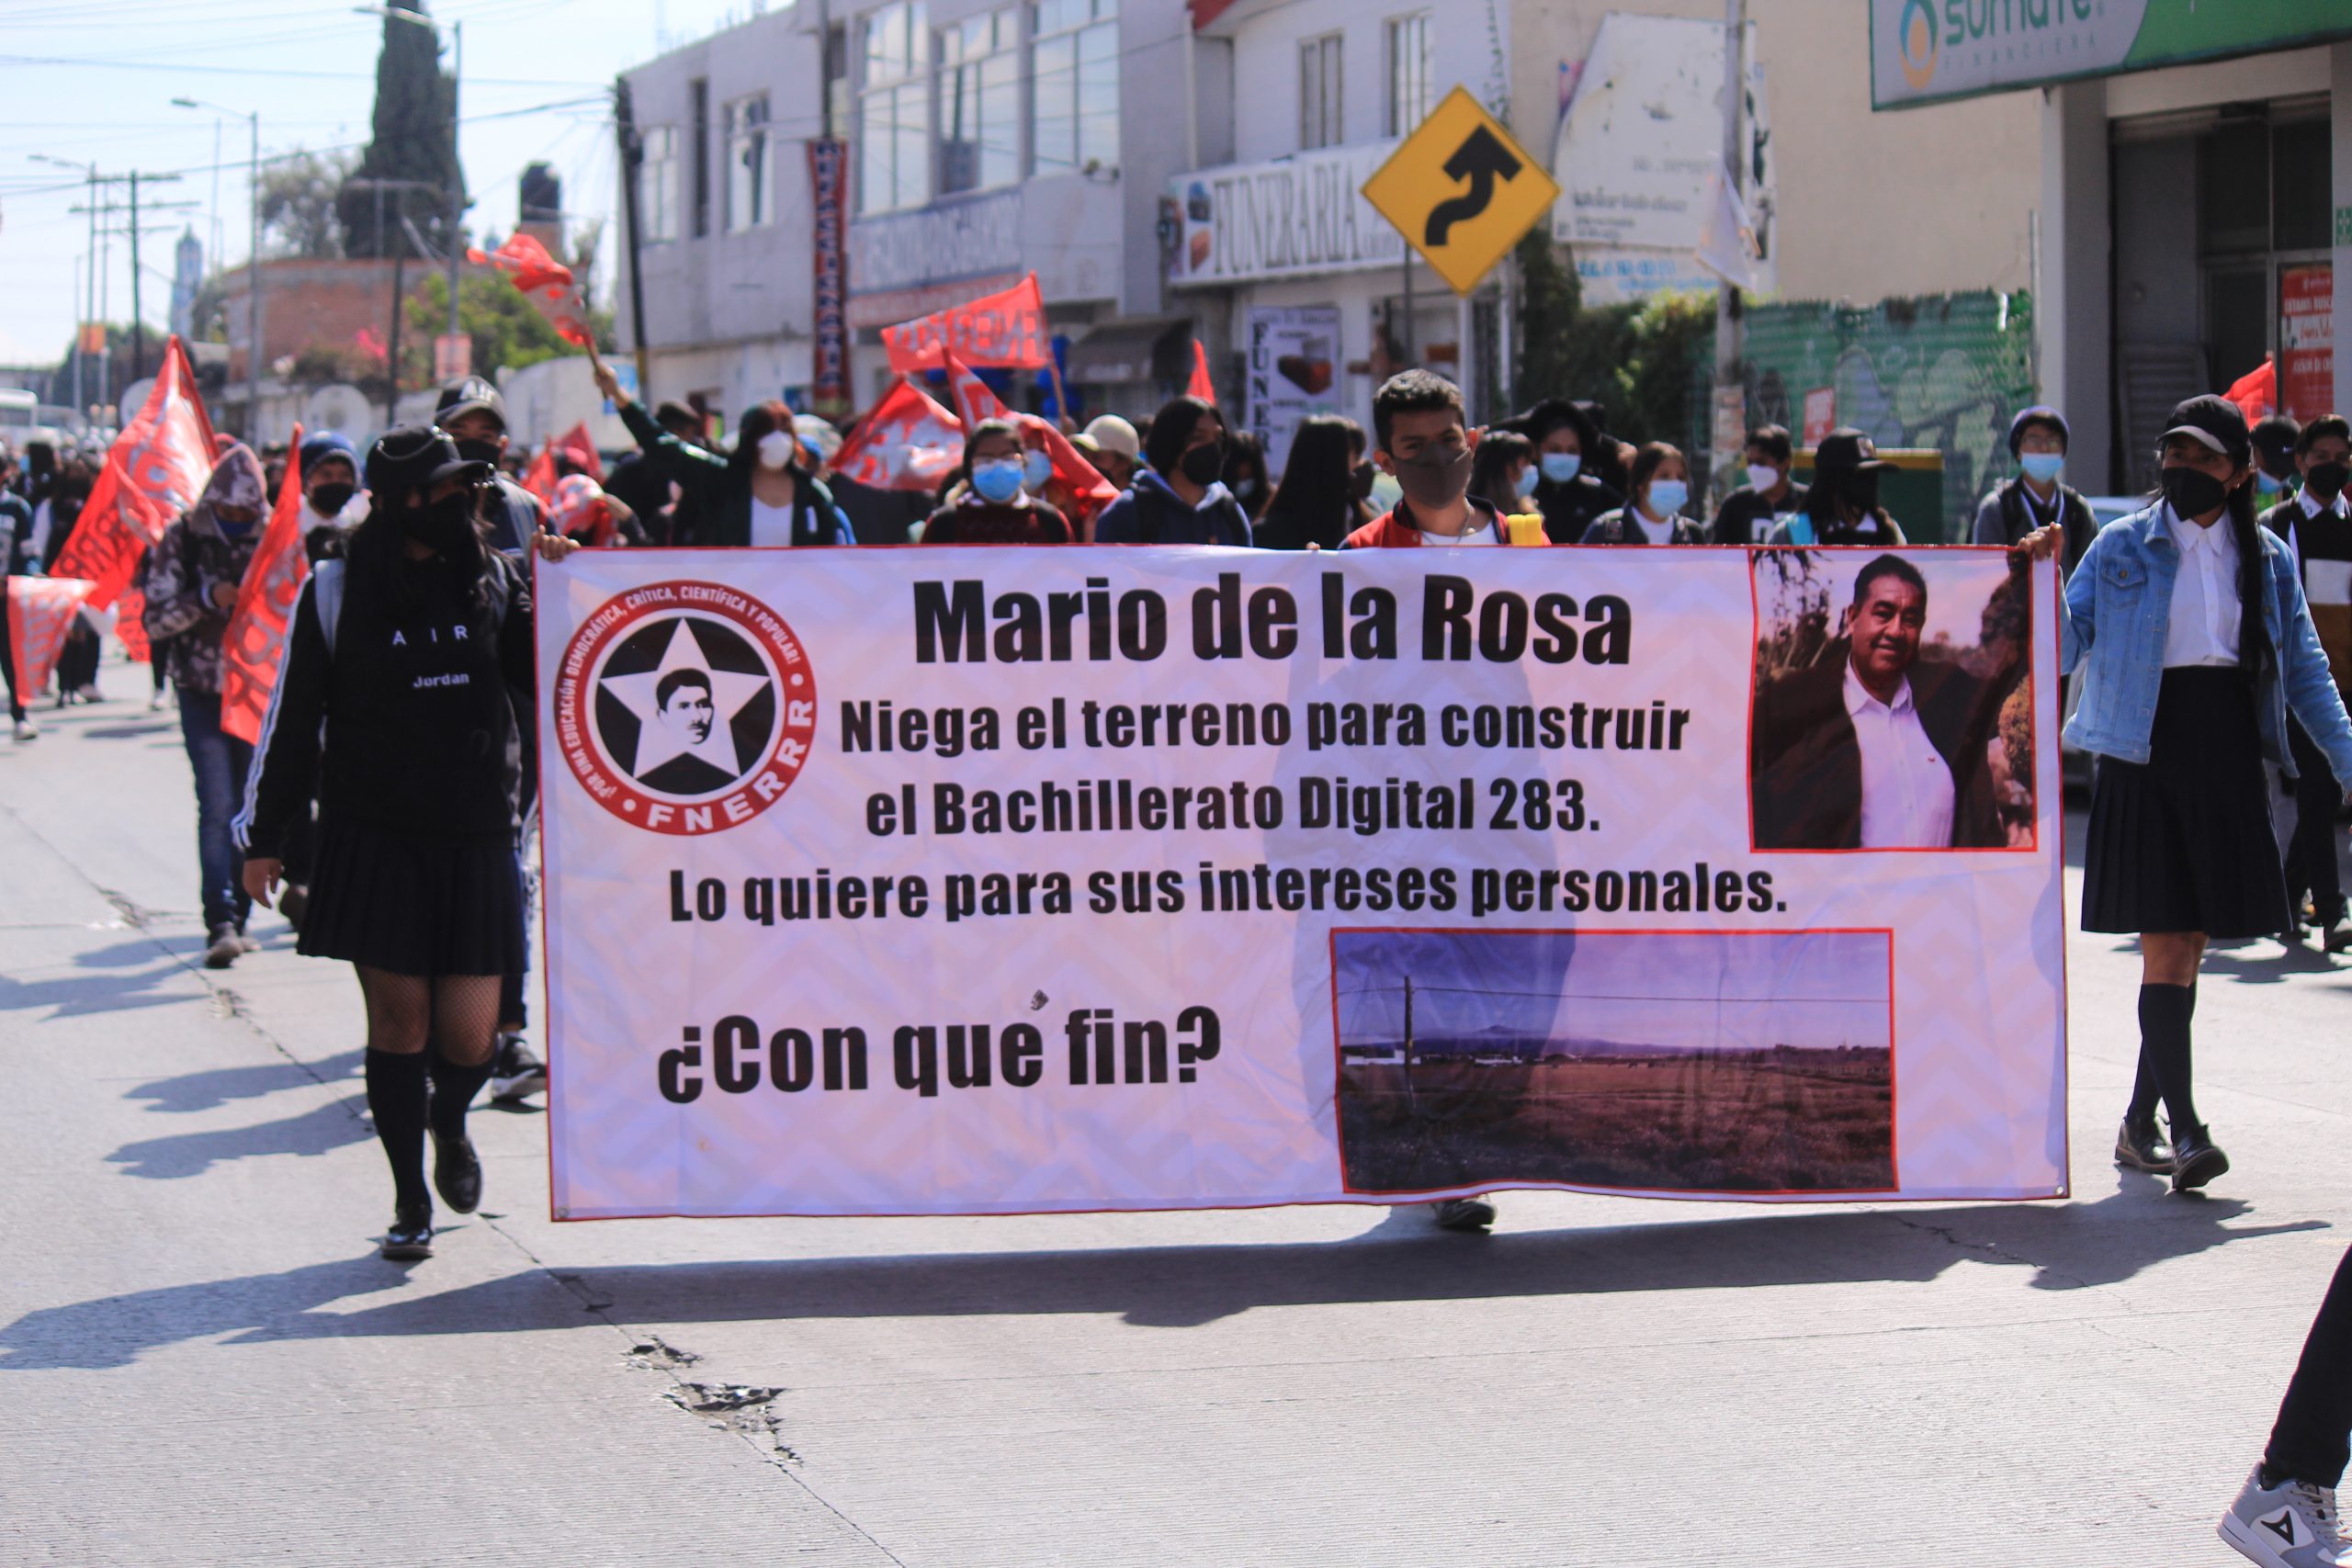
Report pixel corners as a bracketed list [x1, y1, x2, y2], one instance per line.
[381, 1203, 433, 1260]
[2322, 916, 2352, 954]
[489, 1032, 548, 1104]
[279, 884, 308, 933]
[2170, 1124, 2231, 1192]
[1432, 1196, 1497, 1232]
[2114, 1117, 2175, 1175]
[203, 923, 243, 969]
[431, 1130, 482, 1214]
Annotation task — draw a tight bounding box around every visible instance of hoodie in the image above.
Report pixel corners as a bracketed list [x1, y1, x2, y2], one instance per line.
[1091, 469, 1253, 546]
[142, 445, 267, 695]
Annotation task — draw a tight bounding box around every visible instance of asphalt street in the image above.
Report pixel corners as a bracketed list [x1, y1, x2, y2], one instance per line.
[4, 691, 2350, 1565]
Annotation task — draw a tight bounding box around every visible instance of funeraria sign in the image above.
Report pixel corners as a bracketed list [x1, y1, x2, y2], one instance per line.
[1167, 141, 1405, 288]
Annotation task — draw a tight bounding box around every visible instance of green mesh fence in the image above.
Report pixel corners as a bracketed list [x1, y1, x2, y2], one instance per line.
[1691, 290, 2039, 541]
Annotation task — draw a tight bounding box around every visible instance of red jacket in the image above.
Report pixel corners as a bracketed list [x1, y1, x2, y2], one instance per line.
[1340, 496, 1506, 548]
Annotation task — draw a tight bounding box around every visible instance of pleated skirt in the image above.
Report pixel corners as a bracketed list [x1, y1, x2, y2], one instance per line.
[2082, 666, 2288, 938]
[298, 816, 526, 977]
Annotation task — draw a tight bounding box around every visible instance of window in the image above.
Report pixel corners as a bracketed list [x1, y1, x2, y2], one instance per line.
[1032, 0, 1117, 176]
[940, 9, 1019, 194]
[725, 94, 771, 231]
[859, 2, 931, 214]
[689, 79, 710, 237]
[1299, 33, 1342, 151]
[639, 125, 678, 243]
[1385, 13, 1430, 136]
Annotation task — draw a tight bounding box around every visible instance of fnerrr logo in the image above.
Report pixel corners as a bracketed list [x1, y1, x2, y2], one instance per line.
[557, 581, 819, 835]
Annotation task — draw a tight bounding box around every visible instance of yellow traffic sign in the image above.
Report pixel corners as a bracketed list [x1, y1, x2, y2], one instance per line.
[1361, 86, 1562, 297]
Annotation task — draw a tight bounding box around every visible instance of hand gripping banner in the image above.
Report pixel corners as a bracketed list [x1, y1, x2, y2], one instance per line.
[536, 545, 2069, 1220]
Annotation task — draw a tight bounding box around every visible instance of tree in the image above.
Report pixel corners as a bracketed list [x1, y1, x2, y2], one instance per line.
[392, 270, 615, 389]
[336, 1, 464, 260]
[261, 148, 358, 259]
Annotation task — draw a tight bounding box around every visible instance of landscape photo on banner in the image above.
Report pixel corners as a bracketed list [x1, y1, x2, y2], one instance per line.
[534, 545, 2067, 1220]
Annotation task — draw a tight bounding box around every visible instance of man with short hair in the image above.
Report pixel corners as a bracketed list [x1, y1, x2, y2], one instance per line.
[2263, 412, 2352, 952]
[2254, 412, 2303, 507]
[1752, 555, 2007, 850]
[1971, 405, 2097, 570]
[1711, 425, 1808, 546]
[1340, 369, 1499, 549]
[434, 376, 548, 557]
[1079, 414, 1140, 491]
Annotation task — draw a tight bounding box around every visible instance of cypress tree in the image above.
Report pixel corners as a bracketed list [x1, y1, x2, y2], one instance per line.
[336, 2, 467, 259]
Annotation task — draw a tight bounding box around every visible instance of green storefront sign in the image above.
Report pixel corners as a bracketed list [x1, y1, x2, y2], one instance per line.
[1873, 0, 2352, 110]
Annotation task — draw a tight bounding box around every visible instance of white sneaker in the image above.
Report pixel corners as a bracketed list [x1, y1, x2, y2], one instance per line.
[2222, 1466, 2346, 1567]
[11, 718, 36, 742]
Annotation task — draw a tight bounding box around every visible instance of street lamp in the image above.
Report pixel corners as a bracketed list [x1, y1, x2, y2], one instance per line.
[173, 96, 261, 438]
[354, 5, 464, 370]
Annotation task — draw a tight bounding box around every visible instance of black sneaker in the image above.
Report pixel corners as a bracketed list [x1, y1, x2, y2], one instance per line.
[2172, 1124, 2232, 1192]
[490, 1032, 548, 1104]
[1432, 1196, 1497, 1232]
[381, 1203, 433, 1260]
[431, 1130, 482, 1214]
[2322, 917, 2352, 955]
[2115, 1117, 2176, 1175]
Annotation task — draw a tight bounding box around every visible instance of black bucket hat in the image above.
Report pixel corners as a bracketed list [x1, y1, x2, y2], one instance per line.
[365, 425, 494, 503]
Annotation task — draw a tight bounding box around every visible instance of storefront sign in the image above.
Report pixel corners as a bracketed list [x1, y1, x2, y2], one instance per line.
[1245, 305, 1342, 474]
[537, 547, 2068, 1219]
[1168, 141, 1404, 288]
[808, 140, 852, 417]
[1872, 0, 2352, 111]
[2281, 265, 2334, 423]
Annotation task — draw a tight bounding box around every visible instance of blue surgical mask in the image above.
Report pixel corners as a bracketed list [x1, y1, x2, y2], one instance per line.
[972, 459, 1025, 503]
[1646, 479, 1689, 515]
[1514, 463, 1541, 499]
[1539, 452, 1582, 485]
[2257, 469, 2286, 495]
[1022, 449, 1054, 490]
[2019, 452, 2065, 484]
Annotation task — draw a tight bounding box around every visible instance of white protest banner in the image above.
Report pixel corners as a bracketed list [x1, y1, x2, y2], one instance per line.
[537, 545, 2067, 1220]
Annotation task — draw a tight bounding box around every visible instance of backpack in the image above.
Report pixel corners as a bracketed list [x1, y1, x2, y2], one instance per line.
[311, 556, 512, 656]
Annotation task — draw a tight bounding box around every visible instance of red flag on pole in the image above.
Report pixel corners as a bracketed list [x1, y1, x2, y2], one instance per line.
[939, 350, 1117, 521]
[831, 376, 965, 492]
[7, 577, 97, 702]
[521, 445, 560, 505]
[469, 231, 594, 347]
[1187, 338, 1216, 405]
[2224, 357, 2277, 423]
[883, 274, 1053, 372]
[51, 336, 218, 609]
[938, 349, 1013, 428]
[219, 424, 309, 745]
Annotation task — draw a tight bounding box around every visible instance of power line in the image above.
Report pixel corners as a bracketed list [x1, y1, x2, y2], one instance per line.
[0, 54, 601, 87]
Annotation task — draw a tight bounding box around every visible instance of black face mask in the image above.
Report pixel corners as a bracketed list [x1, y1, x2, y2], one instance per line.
[309, 482, 356, 516]
[1179, 442, 1227, 488]
[400, 491, 479, 554]
[2161, 465, 2231, 520]
[1350, 461, 1376, 502]
[1843, 475, 1881, 518]
[452, 438, 503, 468]
[2307, 461, 2350, 501]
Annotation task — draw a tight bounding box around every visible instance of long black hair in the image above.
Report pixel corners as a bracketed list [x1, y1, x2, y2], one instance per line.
[1260, 415, 1360, 550]
[1142, 395, 1221, 477]
[726, 400, 799, 485]
[1804, 467, 1890, 532]
[1468, 429, 1532, 513]
[2148, 446, 2272, 680]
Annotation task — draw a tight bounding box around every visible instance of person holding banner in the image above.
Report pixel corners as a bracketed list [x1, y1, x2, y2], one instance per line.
[1341, 370, 1505, 554]
[1092, 396, 1253, 547]
[236, 428, 578, 1260]
[588, 347, 854, 548]
[144, 444, 270, 968]
[434, 378, 550, 557]
[920, 421, 1073, 545]
[2055, 395, 2352, 1192]
[1583, 443, 1708, 546]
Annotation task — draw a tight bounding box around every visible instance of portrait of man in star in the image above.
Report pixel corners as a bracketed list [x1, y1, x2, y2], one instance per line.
[593, 615, 778, 800]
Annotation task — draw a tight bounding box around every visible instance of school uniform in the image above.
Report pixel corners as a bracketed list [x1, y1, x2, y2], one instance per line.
[2265, 486, 2352, 928]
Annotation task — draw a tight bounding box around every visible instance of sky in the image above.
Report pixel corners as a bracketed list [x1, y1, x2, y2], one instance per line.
[0, 0, 759, 367]
[1332, 930, 1892, 1055]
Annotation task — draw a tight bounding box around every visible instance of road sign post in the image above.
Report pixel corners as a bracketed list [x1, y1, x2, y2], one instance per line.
[1361, 86, 1561, 299]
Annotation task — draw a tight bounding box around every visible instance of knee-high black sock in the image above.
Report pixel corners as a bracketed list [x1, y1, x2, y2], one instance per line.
[365, 1048, 430, 1210]
[2138, 983, 2199, 1134]
[426, 1049, 493, 1141]
[2126, 1045, 2162, 1127]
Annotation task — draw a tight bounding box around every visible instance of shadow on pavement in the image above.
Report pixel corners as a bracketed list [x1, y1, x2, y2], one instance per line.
[125, 1049, 365, 1115]
[6, 1192, 2325, 1368]
[0, 958, 202, 1020]
[105, 1097, 373, 1179]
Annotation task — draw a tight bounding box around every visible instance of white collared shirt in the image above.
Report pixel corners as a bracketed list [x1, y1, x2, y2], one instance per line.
[2301, 485, 2350, 521]
[2163, 504, 2242, 667]
[1629, 507, 1672, 545]
[1842, 660, 1956, 849]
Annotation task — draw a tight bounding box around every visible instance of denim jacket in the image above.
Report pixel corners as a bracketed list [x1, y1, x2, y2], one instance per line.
[2059, 502, 2352, 785]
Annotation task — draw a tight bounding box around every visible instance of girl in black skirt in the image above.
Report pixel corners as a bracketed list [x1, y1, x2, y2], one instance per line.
[236, 428, 578, 1258]
[2051, 394, 2352, 1193]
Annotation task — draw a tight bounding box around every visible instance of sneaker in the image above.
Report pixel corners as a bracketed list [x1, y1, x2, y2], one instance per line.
[431, 1130, 482, 1214]
[203, 923, 243, 970]
[11, 718, 35, 741]
[1431, 1196, 1497, 1232]
[147, 687, 166, 712]
[2172, 1123, 2232, 1192]
[2114, 1117, 2176, 1175]
[380, 1203, 434, 1261]
[279, 885, 309, 933]
[490, 1032, 548, 1104]
[2221, 1465, 2344, 1566]
[2323, 918, 2352, 956]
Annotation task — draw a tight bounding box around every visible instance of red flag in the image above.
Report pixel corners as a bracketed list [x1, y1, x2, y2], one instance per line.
[8, 577, 97, 702]
[883, 274, 1052, 372]
[220, 424, 309, 745]
[831, 376, 965, 491]
[1187, 338, 1216, 405]
[52, 336, 218, 608]
[554, 421, 603, 481]
[939, 350, 1013, 428]
[2224, 357, 2277, 423]
[469, 231, 593, 347]
[940, 351, 1116, 521]
[115, 585, 151, 664]
[521, 445, 560, 505]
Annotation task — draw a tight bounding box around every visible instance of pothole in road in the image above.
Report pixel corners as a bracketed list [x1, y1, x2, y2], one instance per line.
[627, 1336, 702, 1371]
[664, 1382, 799, 1462]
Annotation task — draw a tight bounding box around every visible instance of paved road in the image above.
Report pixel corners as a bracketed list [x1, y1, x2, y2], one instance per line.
[4, 691, 2349, 1565]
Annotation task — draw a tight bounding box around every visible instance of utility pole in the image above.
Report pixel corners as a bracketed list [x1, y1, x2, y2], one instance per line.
[614, 75, 652, 394]
[130, 173, 145, 383]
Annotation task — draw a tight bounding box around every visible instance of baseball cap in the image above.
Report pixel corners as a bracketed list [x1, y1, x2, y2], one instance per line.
[2161, 395, 2252, 465]
[1081, 414, 1140, 461]
[2007, 405, 2069, 456]
[1813, 428, 1894, 474]
[365, 425, 494, 502]
[434, 375, 506, 432]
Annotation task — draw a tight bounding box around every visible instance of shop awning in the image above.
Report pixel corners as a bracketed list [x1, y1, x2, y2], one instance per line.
[1066, 320, 1193, 385]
